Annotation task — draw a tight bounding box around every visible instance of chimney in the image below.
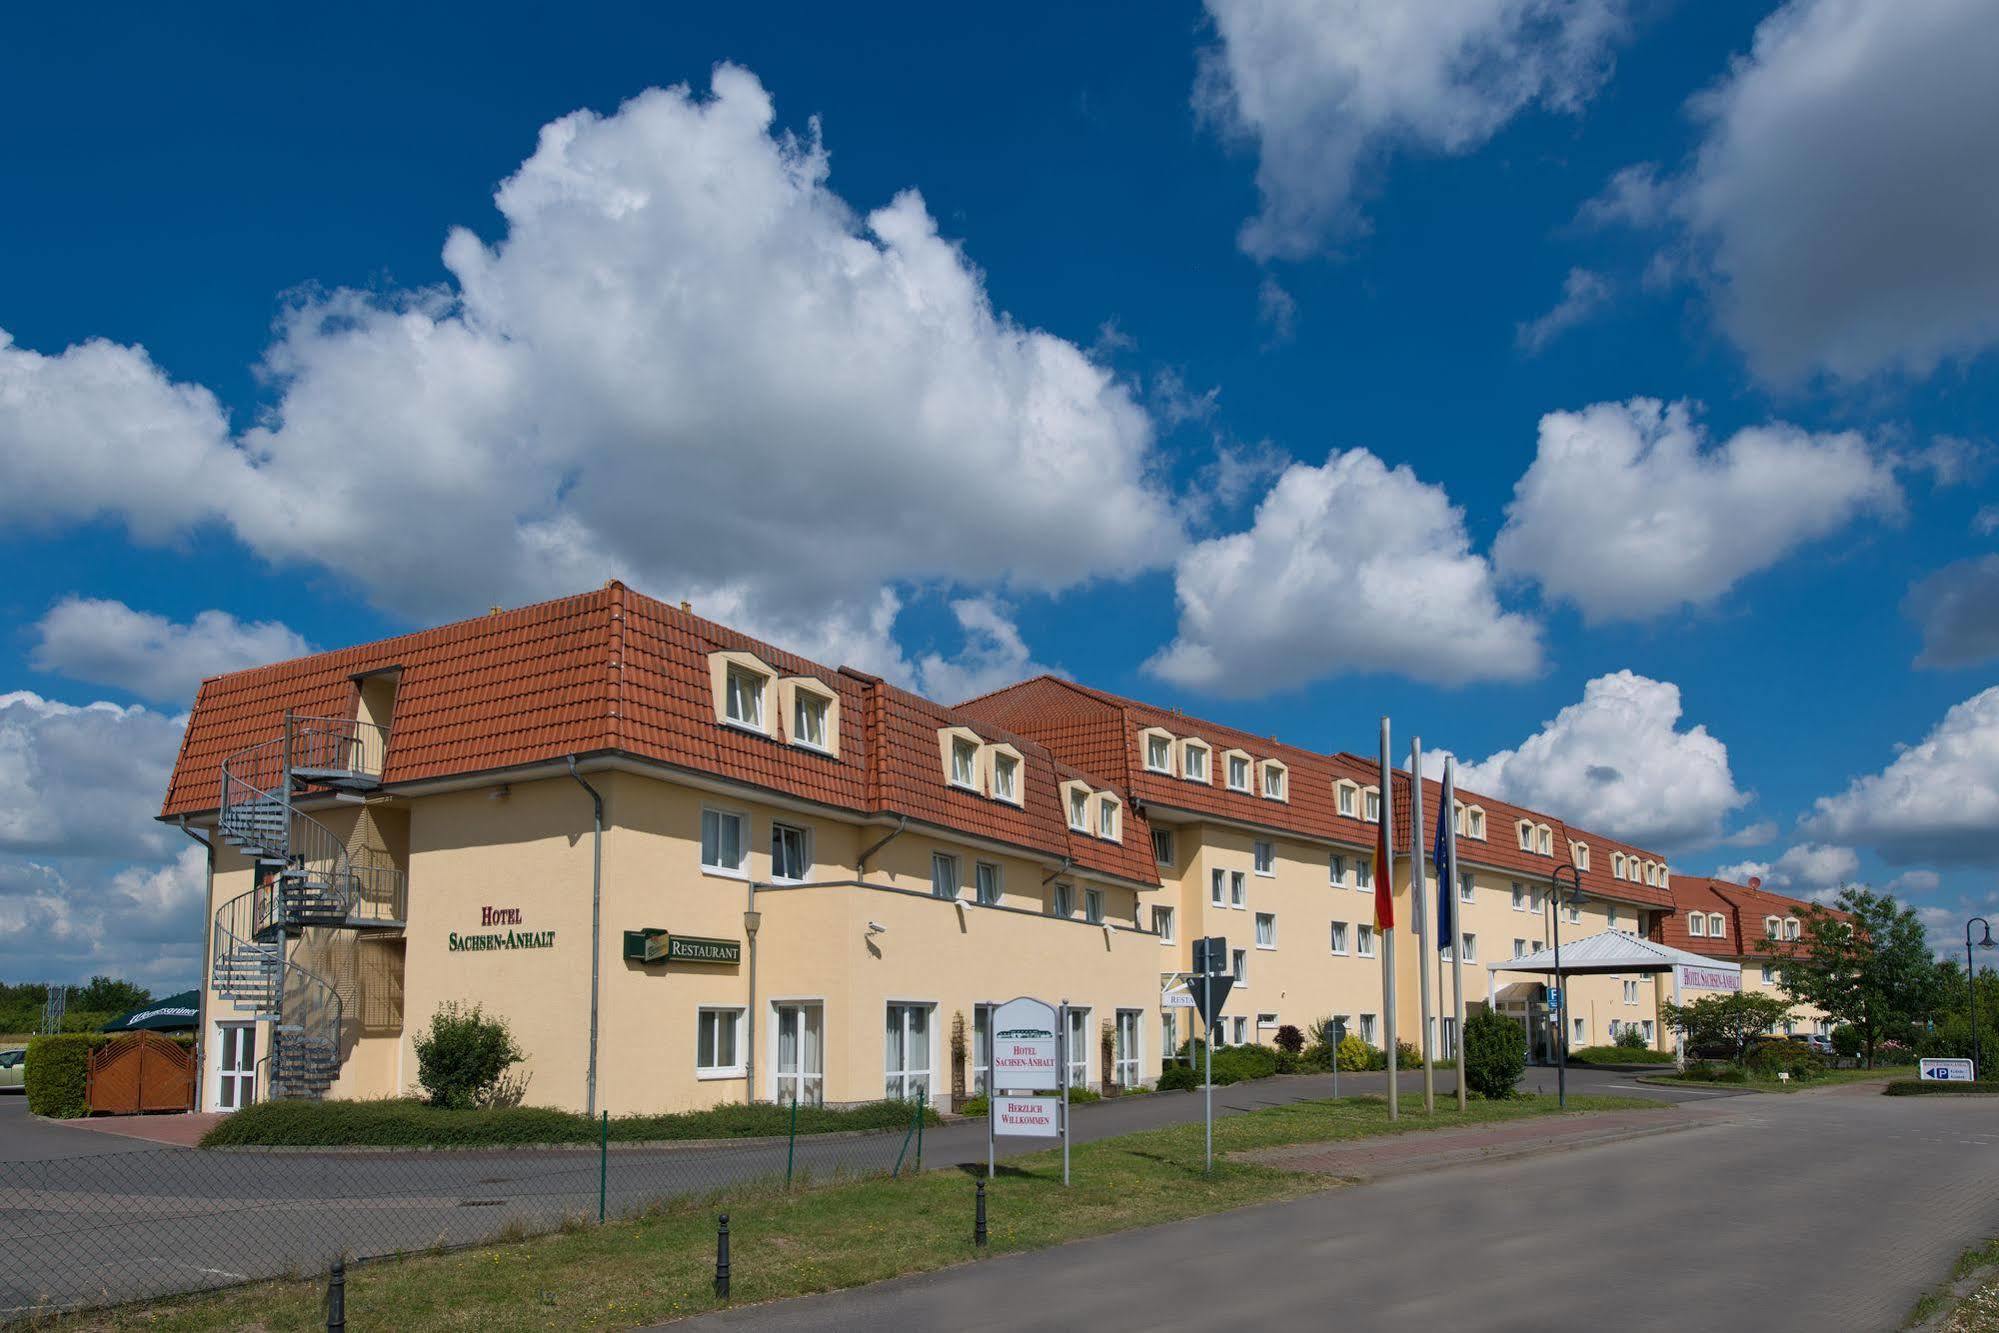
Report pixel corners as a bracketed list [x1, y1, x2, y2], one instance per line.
[680, 600, 692, 613]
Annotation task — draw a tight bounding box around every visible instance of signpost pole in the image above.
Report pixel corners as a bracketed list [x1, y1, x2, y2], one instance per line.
[986, 1003, 995, 1181]
[1059, 999, 1071, 1187]
[1203, 964, 1214, 1175]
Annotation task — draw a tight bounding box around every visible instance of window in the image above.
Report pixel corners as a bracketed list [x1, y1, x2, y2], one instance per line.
[697, 1008, 745, 1077]
[1330, 853, 1347, 886]
[774, 1003, 824, 1104]
[931, 852, 958, 899]
[1232, 948, 1247, 984]
[1761, 964, 1775, 984]
[950, 737, 980, 789]
[1068, 788, 1089, 830]
[1231, 1016, 1249, 1045]
[975, 861, 1001, 906]
[972, 1006, 992, 1096]
[1068, 1008, 1090, 1088]
[1357, 924, 1375, 958]
[1152, 905, 1176, 942]
[1261, 761, 1287, 800]
[885, 1003, 932, 1100]
[1258, 1013, 1279, 1037]
[1518, 821, 1534, 851]
[1152, 828, 1175, 866]
[1513, 938, 1527, 958]
[1612, 853, 1626, 881]
[1605, 906, 1620, 930]
[792, 691, 829, 751]
[1572, 1016, 1585, 1046]
[1184, 744, 1210, 783]
[1330, 921, 1350, 954]
[1571, 842, 1590, 872]
[1689, 911, 1706, 937]
[1162, 1011, 1178, 1063]
[1254, 840, 1275, 876]
[1098, 797, 1120, 841]
[1337, 782, 1357, 817]
[701, 808, 747, 876]
[1708, 913, 1726, 938]
[1533, 939, 1544, 953]
[1764, 915, 1780, 938]
[1255, 912, 1276, 949]
[1566, 900, 1582, 926]
[1227, 754, 1251, 791]
[1364, 788, 1381, 822]
[1459, 872, 1475, 904]
[1356, 856, 1373, 890]
[1460, 932, 1477, 962]
[771, 822, 810, 882]
[1642, 1020, 1655, 1043]
[992, 752, 1019, 803]
[1467, 808, 1485, 839]
[1230, 870, 1247, 908]
[1511, 882, 1526, 911]
[1085, 888, 1105, 924]
[1359, 1014, 1378, 1045]
[1784, 918, 1800, 941]
[1050, 883, 1073, 918]
[725, 665, 767, 731]
[1623, 980, 1639, 1004]
[1530, 886, 1545, 912]
[1537, 826, 1553, 856]
[1146, 733, 1173, 772]
[1116, 1010, 1141, 1089]
[1210, 869, 1226, 907]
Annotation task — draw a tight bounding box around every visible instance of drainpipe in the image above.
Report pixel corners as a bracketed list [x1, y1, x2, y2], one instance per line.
[566, 758, 604, 1119]
[857, 816, 908, 875]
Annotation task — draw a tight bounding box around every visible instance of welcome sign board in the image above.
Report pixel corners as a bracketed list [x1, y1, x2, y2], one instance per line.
[990, 996, 1059, 1091]
[994, 1095, 1062, 1137]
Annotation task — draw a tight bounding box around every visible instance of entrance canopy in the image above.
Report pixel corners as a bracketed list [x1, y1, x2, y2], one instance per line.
[1486, 930, 1741, 980]
[99, 990, 200, 1033]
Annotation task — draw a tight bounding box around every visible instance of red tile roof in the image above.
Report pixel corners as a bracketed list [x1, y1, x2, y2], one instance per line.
[1655, 875, 1843, 959]
[160, 585, 1156, 888]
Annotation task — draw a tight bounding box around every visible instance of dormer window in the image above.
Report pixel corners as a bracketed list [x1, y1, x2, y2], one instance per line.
[794, 692, 828, 749]
[1068, 787, 1089, 830]
[1612, 853, 1626, 881]
[1517, 820, 1533, 851]
[1337, 781, 1358, 818]
[938, 725, 986, 793]
[1097, 796, 1121, 842]
[1260, 760, 1288, 801]
[1182, 742, 1210, 783]
[1764, 916, 1780, 938]
[992, 750, 1020, 805]
[1466, 806, 1485, 840]
[951, 737, 979, 788]
[1225, 751, 1252, 792]
[1571, 842, 1590, 872]
[1784, 917, 1800, 941]
[1364, 787, 1381, 822]
[1708, 913, 1726, 938]
[1536, 825, 1553, 856]
[1689, 912, 1706, 937]
[777, 676, 840, 755]
[1142, 729, 1175, 774]
[725, 664, 767, 731]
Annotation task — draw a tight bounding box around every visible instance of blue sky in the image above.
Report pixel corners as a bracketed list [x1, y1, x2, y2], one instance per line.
[4, 1, 1997, 988]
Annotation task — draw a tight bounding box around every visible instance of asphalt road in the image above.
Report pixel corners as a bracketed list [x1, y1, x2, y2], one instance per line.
[0, 1064, 1725, 1315]
[683, 1082, 1999, 1333]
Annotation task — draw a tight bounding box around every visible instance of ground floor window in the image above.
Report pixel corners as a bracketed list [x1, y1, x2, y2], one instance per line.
[773, 1003, 823, 1104]
[1162, 1011, 1179, 1062]
[1152, 905, 1175, 940]
[1572, 1016, 1585, 1046]
[1359, 1013, 1377, 1045]
[885, 1002, 933, 1101]
[973, 1004, 993, 1095]
[215, 1021, 256, 1111]
[1230, 1016, 1247, 1045]
[1643, 1020, 1656, 1043]
[1441, 1016, 1457, 1059]
[1067, 1007, 1091, 1087]
[698, 1007, 745, 1078]
[1085, 888, 1105, 924]
[1116, 1009, 1141, 1089]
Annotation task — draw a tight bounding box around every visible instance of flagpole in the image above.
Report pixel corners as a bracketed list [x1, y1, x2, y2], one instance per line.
[1410, 736, 1435, 1115]
[1446, 757, 1467, 1112]
[1379, 716, 1398, 1122]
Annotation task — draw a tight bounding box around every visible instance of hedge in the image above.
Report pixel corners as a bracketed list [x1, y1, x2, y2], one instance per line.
[199, 1096, 940, 1148]
[24, 1034, 196, 1118]
[954, 1086, 1102, 1118]
[1883, 1079, 1999, 1096]
[1568, 1044, 1675, 1066]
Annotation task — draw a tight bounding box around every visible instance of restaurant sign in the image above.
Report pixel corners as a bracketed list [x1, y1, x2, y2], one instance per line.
[622, 930, 741, 965]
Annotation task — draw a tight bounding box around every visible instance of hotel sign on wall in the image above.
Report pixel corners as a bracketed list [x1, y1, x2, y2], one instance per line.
[449, 906, 556, 953]
[1676, 963, 1741, 993]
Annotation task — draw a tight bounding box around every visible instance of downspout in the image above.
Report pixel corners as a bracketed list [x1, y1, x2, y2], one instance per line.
[857, 816, 908, 874]
[566, 757, 604, 1119]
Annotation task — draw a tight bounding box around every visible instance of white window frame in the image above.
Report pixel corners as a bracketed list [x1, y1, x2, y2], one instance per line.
[991, 751, 1021, 805]
[1209, 868, 1226, 907]
[1182, 741, 1210, 783]
[1689, 911, 1706, 937]
[1459, 871, 1475, 904]
[1068, 787, 1090, 831]
[1255, 911, 1277, 950]
[1337, 782, 1358, 818]
[724, 664, 768, 733]
[790, 688, 832, 754]
[975, 860, 1002, 906]
[1226, 752, 1252, 793]
[1330, 921, 1350, 955]
[1364, 787, 1381, 823]
[770, 821, 812, 884]
[1708, 913, 1726, 938]
[771, 999, 825, 1105]
[1460, 932, 1477, 963]
[1232, 947, 1248, 985]
[1153, 904, 1176, 943]
[1513, 938, 1527, 959]
[1067, 1007, 1091, 1088]
[1511, 882, 1525, 911]
[1253, 840, 1275, 877]
[1230, 869, 1247, 909]
[1260, 760, 1288, 801]
[1085, 887, 1105, 925]
[931, 851, 959, 900]
[885, 1002, 935, 1102]
[1356, 856, 1373, 890]
[697, 1006, 747, 1079]
[1330, 853, 1347, 886]
[700, 806, 749, 878]
[1115, 1009, 1142, 1090]
[1151, 827, 1175, 866]
[1097, 797, 1121, 842]
[1144, 732, 1174, 774]
[1357, 924, 1376, 958]
[1050, 882, 1074, 918]
[950, 737, 981, 791]
[1359, 1013, 1378, 1045]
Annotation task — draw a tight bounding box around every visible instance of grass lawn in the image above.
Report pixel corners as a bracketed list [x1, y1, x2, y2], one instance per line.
[42, 1092, 1650, 1332]
[1906, 1239, 1999, 1329]
[1643, 1066, 1895, 1093]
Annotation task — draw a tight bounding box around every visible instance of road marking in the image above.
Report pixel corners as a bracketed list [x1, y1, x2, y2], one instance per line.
[1604, 1082, 1732, 1098]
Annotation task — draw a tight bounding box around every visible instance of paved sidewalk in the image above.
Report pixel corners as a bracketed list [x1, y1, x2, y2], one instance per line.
[57, 1112, 223, 1148]
[1242, 1104, 1695, 1180]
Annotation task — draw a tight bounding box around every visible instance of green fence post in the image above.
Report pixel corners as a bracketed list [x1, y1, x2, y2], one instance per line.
[915, 1087, 925, 1172]
[599, 1109, 608, 1224]
[785, 1090, 798, 1189]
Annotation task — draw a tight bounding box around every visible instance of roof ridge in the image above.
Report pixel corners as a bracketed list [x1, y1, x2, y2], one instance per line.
[606, 580, 628, 752]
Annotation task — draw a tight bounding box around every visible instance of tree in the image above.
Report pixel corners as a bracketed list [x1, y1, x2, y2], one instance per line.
[71, 976, 152, 1016]
[1781, 888, 1945, 1068]
[1660, 991, 1794, 1064]
[1463, 1010, 1526, 1099]
[413, 1002, 526, 1109]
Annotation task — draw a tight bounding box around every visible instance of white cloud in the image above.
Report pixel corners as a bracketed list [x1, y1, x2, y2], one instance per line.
[1257, 276, 1298, 342]
[1805, 685, 1999, 864]
[1716, 842, 1858, 891]
[0, 67, 1184, 670]
[0, 848, 206, 990]
[1493, 398, 1901, 622]
[1516, 267, 1611, 353]
[32, 597, 313, 705]
[1197, 0, 1632, 258]
[1147, 449, 1542, 696]
[1889, 869, 1942, 895]
[0, 692, 185, 861]
[1904, 555, 1999, 669]
[1447, 670, 1750, 850]
[913, 599, 1063, 704]
[1975, 506, 1999, 537]
[1576, 162, 1669, 228]
[1603, 0, 1999, 382]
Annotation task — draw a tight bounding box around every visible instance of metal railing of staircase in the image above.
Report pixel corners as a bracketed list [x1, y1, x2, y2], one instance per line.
[286, 716, 390, 780]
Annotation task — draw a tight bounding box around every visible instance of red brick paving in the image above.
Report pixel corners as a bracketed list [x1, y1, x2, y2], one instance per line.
[60, 1112, 222, 1147]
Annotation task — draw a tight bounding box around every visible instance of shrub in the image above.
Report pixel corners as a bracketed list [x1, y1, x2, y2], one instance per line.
[1210, 1044, 1280, 1085]
[1273, 1050, 1300, 1074]
[1884, 1079, 1999, 1096]
[1296, 1041, 1334, 1073]
[1157, 1062, 1201, 1092]
[1334, 1034, 1373, 1072]
[413, 1002, 526, 1110]
[1273, 1024, 1305, 1055]
[1831, 1024, 1862, 1058]
[1747, 1039, 1824, 1080]
[1463, 1009, 1526, 1099]
[1569, 1044, 1674, 1066]
[1614, 1025, 1648, 1050]
[24, 1034, 106, 1118]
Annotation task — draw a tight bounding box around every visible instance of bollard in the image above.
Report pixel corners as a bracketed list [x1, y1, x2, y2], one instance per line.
[326, 1258, 345, 1332]
[598, 1110, 608, 1223]
[974, 1180, 988, 1247]
[714, 1213, 731, 1300]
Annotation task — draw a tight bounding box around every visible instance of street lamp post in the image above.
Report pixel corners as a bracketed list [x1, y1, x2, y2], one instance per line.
[1967, 917, 1994, 1075]
[1550, 863, 1584, 1111]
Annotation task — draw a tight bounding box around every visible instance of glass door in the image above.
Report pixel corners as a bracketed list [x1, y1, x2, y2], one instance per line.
[1115, 1009, 1141, 1089]
[1067, 1007, 1090, 1089]
[885, 1003, 931, 1101]
[774, 1004, 823, 1106]
[215, 1022, 256, 1110]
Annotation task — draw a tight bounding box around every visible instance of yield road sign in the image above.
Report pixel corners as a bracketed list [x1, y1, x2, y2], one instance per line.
[1191, 975, 1233, 1029]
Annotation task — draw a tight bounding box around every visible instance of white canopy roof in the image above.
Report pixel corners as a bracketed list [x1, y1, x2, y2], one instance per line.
[1486, 930, 1742, 978]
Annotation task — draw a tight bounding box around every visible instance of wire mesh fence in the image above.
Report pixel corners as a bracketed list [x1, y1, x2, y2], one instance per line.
[0, 1099, 926, 1318]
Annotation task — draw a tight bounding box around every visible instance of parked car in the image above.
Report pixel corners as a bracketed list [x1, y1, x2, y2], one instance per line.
[0, 1046, 25, 1091]
[1794, 1033, 1834, 1056]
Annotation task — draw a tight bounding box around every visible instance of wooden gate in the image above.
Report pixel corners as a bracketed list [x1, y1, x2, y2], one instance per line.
[86, 1033, 196, 1115]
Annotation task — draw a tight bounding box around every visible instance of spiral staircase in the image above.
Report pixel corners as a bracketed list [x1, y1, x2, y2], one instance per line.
[211, 715, 405, 1101]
